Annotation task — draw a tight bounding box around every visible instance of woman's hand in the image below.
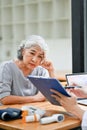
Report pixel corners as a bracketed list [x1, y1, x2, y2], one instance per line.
[41, 60, 54, 72]
[40, 60, 56, 78]
[32, 91, 46, 102]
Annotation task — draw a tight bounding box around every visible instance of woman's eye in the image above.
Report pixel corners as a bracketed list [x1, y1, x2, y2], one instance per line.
[38, 55, 43, 59]
[30, 52, 35, 55]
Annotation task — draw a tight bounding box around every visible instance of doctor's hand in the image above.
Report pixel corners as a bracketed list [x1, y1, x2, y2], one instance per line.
[50, 89, 85, 120]
[68, 87, 87, 98]
[50, 89, 77, 112]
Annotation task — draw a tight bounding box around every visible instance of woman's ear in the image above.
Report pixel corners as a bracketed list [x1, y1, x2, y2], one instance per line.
[21, 49, 25, 56]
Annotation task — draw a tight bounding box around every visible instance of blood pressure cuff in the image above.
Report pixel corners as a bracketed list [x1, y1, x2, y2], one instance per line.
[0, 108, 22, 121]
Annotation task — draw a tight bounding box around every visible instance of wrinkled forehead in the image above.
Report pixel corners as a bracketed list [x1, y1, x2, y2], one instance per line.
[25, 45, 45, 57]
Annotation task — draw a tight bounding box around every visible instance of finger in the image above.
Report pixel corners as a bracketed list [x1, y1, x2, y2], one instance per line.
[51, 94, 61, 101]
[51, 94, 64, 105]
[50, 89, 64, 98]
[51, 93, 61, 99]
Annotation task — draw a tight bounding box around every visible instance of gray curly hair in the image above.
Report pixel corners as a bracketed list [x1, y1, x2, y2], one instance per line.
[17, 35, 49, 60]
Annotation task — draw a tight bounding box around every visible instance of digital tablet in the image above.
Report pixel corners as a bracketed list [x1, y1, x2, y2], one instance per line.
[77, 99, 87, 106]
[28, 76, 70, 106]
[66, 73, 87, 86]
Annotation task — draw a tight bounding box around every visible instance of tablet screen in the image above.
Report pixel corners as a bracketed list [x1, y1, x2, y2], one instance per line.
[66, 73, 87, 87]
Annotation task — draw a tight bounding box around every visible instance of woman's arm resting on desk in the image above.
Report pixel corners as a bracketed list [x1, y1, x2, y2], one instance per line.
[1, 92, 46, 105]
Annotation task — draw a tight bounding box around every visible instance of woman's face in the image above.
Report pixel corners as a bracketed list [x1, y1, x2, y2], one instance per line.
[22, 46, 44, 70]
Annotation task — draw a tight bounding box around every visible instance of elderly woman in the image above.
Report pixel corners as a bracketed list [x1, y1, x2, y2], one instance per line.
[0, 35, 55, 105]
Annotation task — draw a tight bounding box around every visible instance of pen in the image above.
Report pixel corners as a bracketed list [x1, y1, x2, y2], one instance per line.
[77, 98, 87, 100]
[65, 86, 82, 89]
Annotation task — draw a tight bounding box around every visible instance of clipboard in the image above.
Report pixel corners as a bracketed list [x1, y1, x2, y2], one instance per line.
[28, 76, 70, 106]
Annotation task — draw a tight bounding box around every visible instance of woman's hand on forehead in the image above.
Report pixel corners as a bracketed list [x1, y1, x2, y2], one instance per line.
[40, 60, 54, 72]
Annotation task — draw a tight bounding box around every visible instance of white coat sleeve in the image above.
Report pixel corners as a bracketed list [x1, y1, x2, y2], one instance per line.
[81, 111, 87, 130]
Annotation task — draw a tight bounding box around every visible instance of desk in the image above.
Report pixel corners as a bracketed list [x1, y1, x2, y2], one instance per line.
[56, 71, 69, 82]
[0, 101, 86, 130]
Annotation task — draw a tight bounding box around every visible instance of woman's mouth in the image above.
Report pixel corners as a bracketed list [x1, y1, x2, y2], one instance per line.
[29, 63, 36, 68]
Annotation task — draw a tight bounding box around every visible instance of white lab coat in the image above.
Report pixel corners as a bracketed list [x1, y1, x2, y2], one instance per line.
[81, 111, 87, 130]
